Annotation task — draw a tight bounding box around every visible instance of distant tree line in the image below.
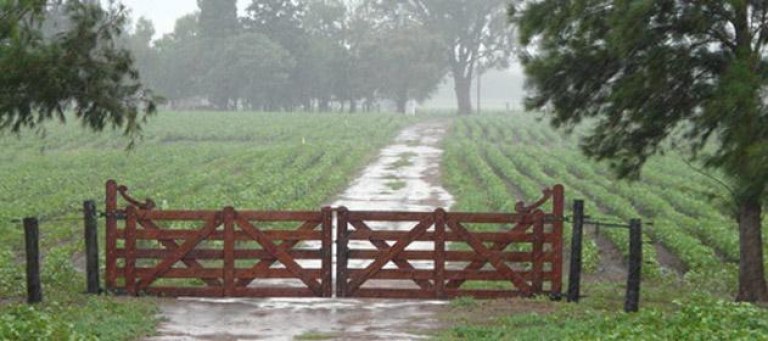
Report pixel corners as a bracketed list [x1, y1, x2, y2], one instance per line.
[126, 0, 513, 115]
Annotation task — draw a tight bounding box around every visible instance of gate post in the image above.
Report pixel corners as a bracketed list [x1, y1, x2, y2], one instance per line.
[567, 200, 584, 302]
[124, 206, 137, 295]
[321, 207, 333, 297]
[105, 180, 118, 291]
[83, 200, 100, 294]
[335, 207, 349, 297]
[434, 208, 447, 299]
[551, 184, 564, 297]
[625, 219, 642, 312]
[222, 207, 236, 297]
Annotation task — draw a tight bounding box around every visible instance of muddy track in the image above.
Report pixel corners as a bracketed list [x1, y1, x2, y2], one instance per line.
[145, 120, 456, 341]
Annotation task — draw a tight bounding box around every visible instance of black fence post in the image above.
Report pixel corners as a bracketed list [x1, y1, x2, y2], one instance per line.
[625, 219, 642, 312]
[84, 200, 100, 294]
[567, 200, 584, 302]
[24, 217, 42, 304]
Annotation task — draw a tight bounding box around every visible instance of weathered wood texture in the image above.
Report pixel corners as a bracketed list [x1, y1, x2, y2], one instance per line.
[105, 181, 331, 297]
[105, 180, 564, 300]
[337, 185, 565, 299]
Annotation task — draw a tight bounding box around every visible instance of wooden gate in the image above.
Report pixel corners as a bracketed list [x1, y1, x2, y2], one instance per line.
[336, 185, 564, 299]
[105, 180, 332, 297]
[105, 180, 563, 299]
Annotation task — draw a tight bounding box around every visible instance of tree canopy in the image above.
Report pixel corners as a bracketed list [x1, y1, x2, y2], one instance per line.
[0, 0, 156, 138]
[514, 0, 768, 302]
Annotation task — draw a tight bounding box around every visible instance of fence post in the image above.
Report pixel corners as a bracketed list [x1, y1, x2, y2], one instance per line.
[625, 219, 642, 312]
[567, 200, 584, 302]
[24, 217, 42, 304]
[83, 200, 100, 294]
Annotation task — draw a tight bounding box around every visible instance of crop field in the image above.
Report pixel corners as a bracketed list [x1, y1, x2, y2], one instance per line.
[0, 111, 416, 339]
[440, 113, 768, 339]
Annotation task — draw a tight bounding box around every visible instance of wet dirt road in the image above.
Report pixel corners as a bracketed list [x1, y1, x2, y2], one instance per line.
[146, 120, 455, 340]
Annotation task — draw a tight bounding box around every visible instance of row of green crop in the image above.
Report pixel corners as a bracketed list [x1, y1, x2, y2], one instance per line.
[446, 114, 757, 284]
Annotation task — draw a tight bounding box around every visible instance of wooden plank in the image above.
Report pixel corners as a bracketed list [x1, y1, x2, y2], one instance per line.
[321, 207, 333, 297]
[137, 210, 218, 221]
[346, 269, 555, 281]
[236, 220, 322, 287]
[346, 230, 548, 242]
[345, 216, 433, 295]
[238, 211, 322, 221]
[349, 220, 433, 291]
[125, 206, 137, 295]
[434, 209, 446, 299]
[116, 249, 323, 260]
[138, 210, 321, 222]
[125, 268, 324, 279]
[223, 207, 235, 296]
[137, 219, 222, 287]
[336, 207, 349, 297]
[236, 217, 323, 296]
[347, 250, 553, 262]
[135, 215, 221, 291]
[105, 180, 118, 290]
[447, 212, 528, 224]
[124, 229, 323, 241]
[448, 221, 533, 295]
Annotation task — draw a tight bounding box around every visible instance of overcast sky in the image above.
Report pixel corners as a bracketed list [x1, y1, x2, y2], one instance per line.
[118, 0, 250, 38]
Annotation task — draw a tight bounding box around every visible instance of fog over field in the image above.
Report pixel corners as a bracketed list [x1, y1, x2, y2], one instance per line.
[112, 0, 524, 112]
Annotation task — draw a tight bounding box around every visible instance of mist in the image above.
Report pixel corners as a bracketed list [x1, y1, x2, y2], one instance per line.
[119, 0, 524, 114]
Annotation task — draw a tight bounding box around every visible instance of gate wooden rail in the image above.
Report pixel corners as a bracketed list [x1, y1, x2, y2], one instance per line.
[105, 180, 563, 299]
[105, 180, 332, 297]
[336, 185, 563, 299]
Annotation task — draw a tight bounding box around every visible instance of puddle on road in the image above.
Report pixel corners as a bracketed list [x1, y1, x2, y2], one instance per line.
[146, 120, 455, 341]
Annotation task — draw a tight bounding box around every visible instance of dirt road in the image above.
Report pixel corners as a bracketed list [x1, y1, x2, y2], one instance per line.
[146, 120, 455, 340]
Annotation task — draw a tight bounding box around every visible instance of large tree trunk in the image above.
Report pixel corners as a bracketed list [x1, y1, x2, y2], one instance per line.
[736, 197, 768, 302]
[454, 75, 472, 116]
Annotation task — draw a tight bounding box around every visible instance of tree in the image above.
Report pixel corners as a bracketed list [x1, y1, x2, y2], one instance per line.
[395, 0, 514, 115]
[197, 0, 239, 110]
[151, 13, 204, 107]
[207, 33, 295, 111]
[1, 0, 156, 138]
[363, 23, 445, 113]
[197, 0, 238, 40]
[127, 17, 157, 89]
[515, 1, 768, 302]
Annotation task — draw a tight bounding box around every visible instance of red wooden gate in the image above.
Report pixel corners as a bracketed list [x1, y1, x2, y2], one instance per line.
[105, 180, 332, 297]
[105, 180, 563, 299]
[336, 185, 564, 299]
